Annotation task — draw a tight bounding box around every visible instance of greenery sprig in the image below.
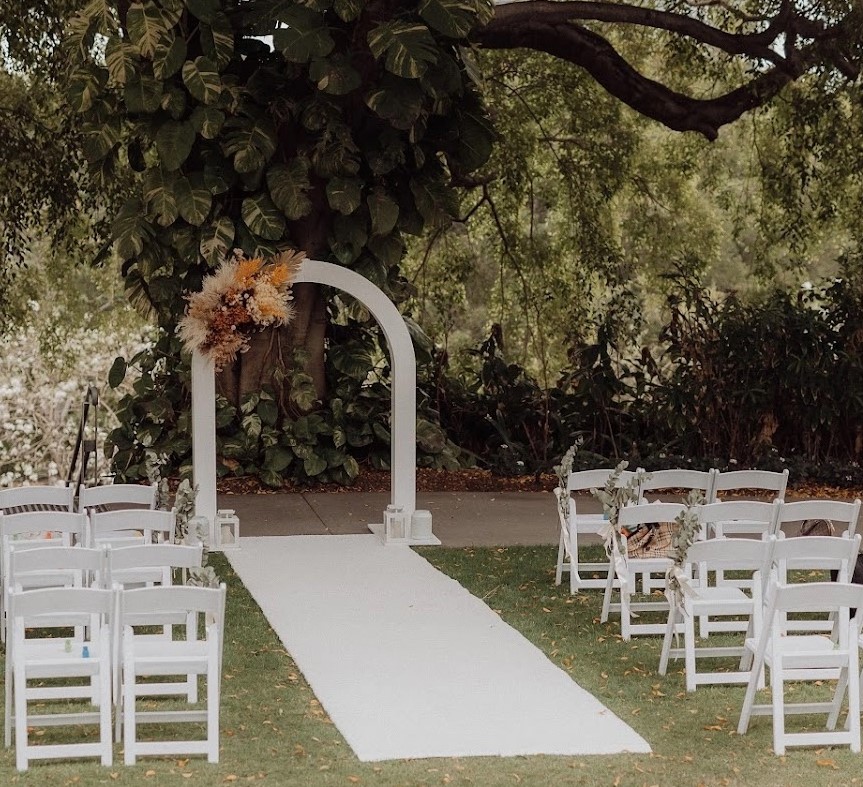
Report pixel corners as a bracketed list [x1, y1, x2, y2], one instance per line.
[664, 489, 705, 613]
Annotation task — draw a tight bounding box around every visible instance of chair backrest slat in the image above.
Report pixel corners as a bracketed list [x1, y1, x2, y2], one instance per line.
[617, 502, 689, 529]
[88, 509, 175, 547]
[711, 469, 789, 499]
[78, 483, 157, 514]
[0, 485, 74, 514]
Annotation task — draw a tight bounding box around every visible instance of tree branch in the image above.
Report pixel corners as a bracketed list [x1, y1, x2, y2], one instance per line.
[473, 4, 860, 140]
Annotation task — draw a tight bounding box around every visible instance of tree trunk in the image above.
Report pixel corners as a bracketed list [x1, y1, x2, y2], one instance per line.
[215, 282, 328, 409]
[216, 211, 331, 410]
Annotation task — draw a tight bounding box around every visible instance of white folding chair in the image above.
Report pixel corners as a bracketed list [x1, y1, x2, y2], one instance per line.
[554, 468, 637, 593]
[737, 575, 863, 755]
[659, 536, 775, 691]
[88, 508, 175, 549]
[767, 532, 861, 634]
[78, 482, 158, 514]
[636, 469, 715, 592]
[600, 502, 688, 640]
[774, 499, 862, 540]
[107, 544, 205, 716]
[119, 584, 226, 765]
[0, 485, 74, 514]
[0, 511, 88, 643]
[7, 586, 114, 770]
[4, 546, 107, 748]
[710, 468, 789, 507]
[638, 468, 716, 502]
[694, 500, 781, 635]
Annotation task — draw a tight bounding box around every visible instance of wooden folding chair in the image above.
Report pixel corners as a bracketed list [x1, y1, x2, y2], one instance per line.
[119, 584, 226, 764]
[8, 586, 114, 770]
[737, 575, 863, 755]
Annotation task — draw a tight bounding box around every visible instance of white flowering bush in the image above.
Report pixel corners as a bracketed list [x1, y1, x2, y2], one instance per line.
[0, 304, 152, 486]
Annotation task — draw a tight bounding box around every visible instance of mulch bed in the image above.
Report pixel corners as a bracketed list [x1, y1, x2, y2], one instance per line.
[218, 468, 558, 495]
[216, 469, 861, 499]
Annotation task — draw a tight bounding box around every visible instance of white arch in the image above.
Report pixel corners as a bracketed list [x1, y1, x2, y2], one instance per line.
[191, 258, 437, 546]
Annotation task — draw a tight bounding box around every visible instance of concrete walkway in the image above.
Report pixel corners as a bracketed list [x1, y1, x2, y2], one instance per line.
[217, 490, 597, 547]
[218, 488, 835, 547]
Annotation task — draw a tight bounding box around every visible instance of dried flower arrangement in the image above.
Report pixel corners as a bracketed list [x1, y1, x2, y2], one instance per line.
[178, 249, 305, 370]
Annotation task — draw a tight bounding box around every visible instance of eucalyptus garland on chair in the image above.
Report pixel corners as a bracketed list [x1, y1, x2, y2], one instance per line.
[590, 460, 647, 556]
[664, 490, 705, 614]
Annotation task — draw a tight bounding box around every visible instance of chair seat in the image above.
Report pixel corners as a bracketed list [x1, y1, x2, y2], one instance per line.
[745, 634, 849, 670]
[572, 514, 608, 535]
[127, 639, 210, 676]
[21, 639, 104, 678]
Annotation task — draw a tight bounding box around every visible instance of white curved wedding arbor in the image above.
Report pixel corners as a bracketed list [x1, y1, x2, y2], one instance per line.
[191, 258, 438, 547]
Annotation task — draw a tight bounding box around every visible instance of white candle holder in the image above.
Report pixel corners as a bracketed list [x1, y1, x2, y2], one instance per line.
[383, 504, 409, 545]
[215, 509, 240, 550]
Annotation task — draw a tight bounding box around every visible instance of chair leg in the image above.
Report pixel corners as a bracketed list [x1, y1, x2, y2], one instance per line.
[600, 566, 614, 623]
[123, 655, 136, 766]
[4, 646, 13, 749]
[828, 668, 849, 731]
[555, 530, 565, 587]
[738, 638, 769, 735]
[771, 658, 785, 756]
[658, 609, 677, 676]
[207, 654, 220, 763]
[620, 580, 631, 641]
[14, 660, 27, 771]
[850, 648, 861, 751]
[684, 608, 697, 692]
[100, 649, 112, 766]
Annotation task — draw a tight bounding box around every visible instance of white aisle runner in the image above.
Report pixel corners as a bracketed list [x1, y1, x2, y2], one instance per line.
[227, 535, 650, 761]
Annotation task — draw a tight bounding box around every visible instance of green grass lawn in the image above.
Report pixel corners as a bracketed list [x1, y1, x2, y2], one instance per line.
[2, 547, 863, 785]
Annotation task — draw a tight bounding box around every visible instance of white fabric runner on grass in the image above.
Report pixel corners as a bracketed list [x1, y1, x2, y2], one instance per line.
[227, 535, 650, 761]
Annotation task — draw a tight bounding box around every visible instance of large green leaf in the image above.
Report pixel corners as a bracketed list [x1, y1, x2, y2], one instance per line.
[200, 12, 235, 69]
[142, 167, 180, 226]
[184, 0, 219, 23]
[450, 107, 495, 172]
[126, 1, 167, 58]
[108, 356, 127, 389]
[199, 216, 235, 265]
[66, 66, 106, 113]
[154, 119, 195, 170]
[333, 0, 363, 21]
[242, 193, 286, 240]
[303, 455, 327, 477]
[330, 214, 367, 264]
[367, 188, 399, 235]
[326, 176, 363, 215]
[418, 0, 477, 38]
[158, 0, 184, 24]
[368, 21, 438, 79]
[309, 55, 361, 96]
[82, 116, 121, 162]
[124, 73, 164, 113]
[410, 175, 456, 227]
[272, 6, 334, 63]
[152, 30, 186, 79]
[264, 447, 292, 473]
[365, 78, 424, 130]
[176, 173, 213, 226]
[266, 160, 312, 220]
[190, 105, 225, 139]
[182, 56, 222, 105]
[105, 38, 137, 85]
[112, 198, 153, 260]
[203, 155, 233, 194]
[222, 116, 277, 173]
[160, 85, 187, 118]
